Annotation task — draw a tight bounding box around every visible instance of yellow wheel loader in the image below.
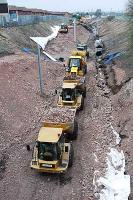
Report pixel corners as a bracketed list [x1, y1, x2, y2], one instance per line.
[27, 108, 78, 173]
[65, 55, 87, 76]
[57, 76, 86, 111]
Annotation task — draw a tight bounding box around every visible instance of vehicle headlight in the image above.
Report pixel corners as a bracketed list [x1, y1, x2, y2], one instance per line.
[41, 164, 53, 168]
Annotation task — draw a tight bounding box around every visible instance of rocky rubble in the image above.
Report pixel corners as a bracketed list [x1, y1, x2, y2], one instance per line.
[43, 107, 76, 123]
[91, 20, 131, 200]
[0, 25, 93, 200]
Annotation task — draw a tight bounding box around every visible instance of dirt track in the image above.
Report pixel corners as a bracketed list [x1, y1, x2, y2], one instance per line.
[0, 22, 132, 200]
[0, 25, 97, 200]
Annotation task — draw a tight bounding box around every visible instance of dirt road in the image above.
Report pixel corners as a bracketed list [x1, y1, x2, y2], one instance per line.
[0, 21, 132, 200]
[0, 25, 97, 200]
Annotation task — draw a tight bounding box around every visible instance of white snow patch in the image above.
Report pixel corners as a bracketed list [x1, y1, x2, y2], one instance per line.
[111, 125, 121, 145]
[94, 153, 99, 162]
[30, 26, 60, 49]
[93, 170, 100, 190]
[98, 148, 130, 200]
[43, 51, 57, 61]
[93, 125, 130, 199]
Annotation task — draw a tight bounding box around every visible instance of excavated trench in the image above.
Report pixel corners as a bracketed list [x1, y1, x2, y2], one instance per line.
[92, 21, 131, 199]
[80, 21, 122, 95]
[99, 63, 133, 95]
[98, 64, 121, 94]
[0, 154, 8, 180]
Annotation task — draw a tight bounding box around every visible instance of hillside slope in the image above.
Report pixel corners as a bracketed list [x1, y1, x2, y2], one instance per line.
[0, 20, 62, 57]
[99, 18, 133, 78]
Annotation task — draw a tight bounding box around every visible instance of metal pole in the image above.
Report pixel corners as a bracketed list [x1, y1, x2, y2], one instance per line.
[74, 18, 76, 43]
[37, 44, 43, 95]
[2, 16, 4, 27]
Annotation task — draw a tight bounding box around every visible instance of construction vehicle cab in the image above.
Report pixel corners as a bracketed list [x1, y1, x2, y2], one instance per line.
[59, 24, 68, 33]
[77, 44, 89, 58]
[61, 82, 77, 102]
[66, 56, 87, 76]
[30, 127, 74, 173]
[57, 77, 86, 110]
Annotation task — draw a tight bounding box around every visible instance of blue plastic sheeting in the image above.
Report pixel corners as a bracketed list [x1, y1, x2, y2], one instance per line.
[22, 47, 30, 53]
[103, 52, 123, 64]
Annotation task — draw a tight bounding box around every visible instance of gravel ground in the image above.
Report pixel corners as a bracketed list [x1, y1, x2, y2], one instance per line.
[93, 19, 132, 199]
[43, 107, 76, 123]
[0, 25, 96, 200]
[45, 25, 90, 61]
[0, 22, 132, 200]
[111, 79, 133, 199]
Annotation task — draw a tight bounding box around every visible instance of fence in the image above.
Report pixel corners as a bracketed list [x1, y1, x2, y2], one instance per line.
[0, 14, 69, 27]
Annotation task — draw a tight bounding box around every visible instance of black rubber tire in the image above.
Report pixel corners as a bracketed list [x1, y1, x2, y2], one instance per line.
[68, 144, 74, 167]
[83, 87, 86, 98]
[85, 65, 87, 74]
[69, 120, 78, 140]
[73, 120, 78, 139]
[80, 98, 84, 111]
[87, 52, 89, 59]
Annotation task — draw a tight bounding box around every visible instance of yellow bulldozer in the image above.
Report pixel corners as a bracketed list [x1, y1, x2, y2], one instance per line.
[65, 55, 87, 76]
[27, 108, 78, 173]
[57, 75, 86, 111]
[59, 24, 68, 33]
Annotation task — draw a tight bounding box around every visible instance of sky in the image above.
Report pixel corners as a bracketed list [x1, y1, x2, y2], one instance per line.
[7, 0, 128, 12]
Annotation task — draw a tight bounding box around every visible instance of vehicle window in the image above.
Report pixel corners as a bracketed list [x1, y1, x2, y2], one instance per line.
[69, 58, 80, 68]
[77, 47, 84, 51]
[62, 89, 75, 101]
[38, 142, 57, 161]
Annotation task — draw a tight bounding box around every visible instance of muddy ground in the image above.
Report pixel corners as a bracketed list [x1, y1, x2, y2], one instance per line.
[0, 20, 132, 200]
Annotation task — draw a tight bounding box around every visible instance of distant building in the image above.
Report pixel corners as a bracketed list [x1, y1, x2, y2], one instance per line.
[9, 6, 71, 17]
[45, 11, 71, 17]
[0, 0, 8, 14]
[0, 5, 71, 26]
[9, 6, 47, 16]
[0, 0, 9, 25]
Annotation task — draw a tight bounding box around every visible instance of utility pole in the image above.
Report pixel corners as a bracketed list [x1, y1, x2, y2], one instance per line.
[74, 18, 76, 43]
[37, 44, 44, 95]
